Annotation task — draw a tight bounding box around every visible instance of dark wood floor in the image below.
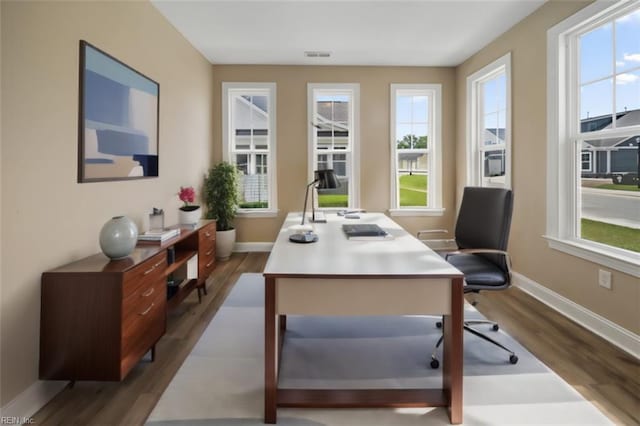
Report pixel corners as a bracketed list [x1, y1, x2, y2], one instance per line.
[32, 252, 639, 425]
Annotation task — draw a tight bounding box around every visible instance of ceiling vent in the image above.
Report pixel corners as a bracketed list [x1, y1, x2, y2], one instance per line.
[305, 51, 331, 58]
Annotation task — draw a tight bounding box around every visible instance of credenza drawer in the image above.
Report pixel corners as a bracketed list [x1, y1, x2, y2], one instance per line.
[122, 251, 166, 299]
[122, 277, 165, 323]
[121, 288, 165, 376]
[199, 249, 216, 281]
[198, 223, 216, 246]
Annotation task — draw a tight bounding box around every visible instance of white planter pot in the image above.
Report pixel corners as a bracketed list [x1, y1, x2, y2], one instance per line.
[216, 228, 236, 261]
[179, 206, 201, 225]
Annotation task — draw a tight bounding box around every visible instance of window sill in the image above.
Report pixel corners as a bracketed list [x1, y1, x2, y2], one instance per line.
[236, 209, 279, 218]
[543, 235, 640, 278]
[389, 208, 445, 217]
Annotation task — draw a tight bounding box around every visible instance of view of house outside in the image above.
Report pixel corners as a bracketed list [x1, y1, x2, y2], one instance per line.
[231, 93, 271, 209]
[578, 7, 639, 253]
[314, 96, 351, 208]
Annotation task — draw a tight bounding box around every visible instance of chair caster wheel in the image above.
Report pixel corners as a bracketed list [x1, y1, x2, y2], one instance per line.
[430, 358, 440, 369]
[492, 324, 499, 331]
[509, 354, 518, 364]
[436, 321, 442, 329]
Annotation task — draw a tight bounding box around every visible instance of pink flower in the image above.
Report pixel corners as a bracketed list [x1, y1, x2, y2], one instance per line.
[178, 186, 195, 207]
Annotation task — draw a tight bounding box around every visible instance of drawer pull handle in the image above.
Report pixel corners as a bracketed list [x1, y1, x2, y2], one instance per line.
[139, 303, 155, 316]
[141, 287, 155, 297]
[143, 260, 165, 275]
[206, 249, 213, 256]
[205, 231, 211, 237]
[206, 260, 214, 268]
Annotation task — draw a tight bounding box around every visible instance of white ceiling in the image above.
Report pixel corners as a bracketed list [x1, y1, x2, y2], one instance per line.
[151, 0, 546, 67]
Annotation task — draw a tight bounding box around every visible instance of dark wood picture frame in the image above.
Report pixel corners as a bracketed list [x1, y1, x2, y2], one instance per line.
[78, 40, 160, 183]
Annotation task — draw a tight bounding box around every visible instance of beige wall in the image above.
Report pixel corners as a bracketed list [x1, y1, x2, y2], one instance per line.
[211, 66, 458, 243]
[456, 0, 639, 333]
[0, 0, 214, 406]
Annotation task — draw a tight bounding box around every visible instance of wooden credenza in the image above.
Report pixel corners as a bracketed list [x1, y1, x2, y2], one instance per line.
[39, 220, 216, 382]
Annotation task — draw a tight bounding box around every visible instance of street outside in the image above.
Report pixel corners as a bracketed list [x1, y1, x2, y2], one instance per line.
[581, 179, 640, 229]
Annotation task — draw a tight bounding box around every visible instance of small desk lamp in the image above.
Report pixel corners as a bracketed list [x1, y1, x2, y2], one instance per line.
[289, 169, 340, 243]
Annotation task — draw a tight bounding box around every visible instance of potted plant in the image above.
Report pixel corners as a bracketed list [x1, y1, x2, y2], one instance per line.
[204, 162, 240, 261]
[178, 186, 201, 225]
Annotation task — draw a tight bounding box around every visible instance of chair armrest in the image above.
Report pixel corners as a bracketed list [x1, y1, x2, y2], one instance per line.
[445, 248, 513, 281]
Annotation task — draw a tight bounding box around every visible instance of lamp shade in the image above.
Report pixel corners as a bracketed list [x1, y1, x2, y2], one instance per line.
[314, 169, 340, 190]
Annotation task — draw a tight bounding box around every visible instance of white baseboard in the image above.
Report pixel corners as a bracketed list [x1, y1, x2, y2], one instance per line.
[513, 271, 639, 359]
[234, 242, 273, 252]
[0, 380, 67, 419]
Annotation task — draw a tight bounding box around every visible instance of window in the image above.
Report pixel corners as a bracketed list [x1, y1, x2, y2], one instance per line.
[307, 83, 360, 209]
[389, 84, 443, 215]
[547, 1, 640, 276]
[222, 83, 277, 216]
[581, 151, 593, 172]
[466, 53, 512, 188]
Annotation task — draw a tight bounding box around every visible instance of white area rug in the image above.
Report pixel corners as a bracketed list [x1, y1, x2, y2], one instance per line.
[147, 273, 611, 425]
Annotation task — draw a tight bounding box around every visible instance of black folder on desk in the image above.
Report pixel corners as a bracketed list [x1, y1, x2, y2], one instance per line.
[342, 224, 388, 238]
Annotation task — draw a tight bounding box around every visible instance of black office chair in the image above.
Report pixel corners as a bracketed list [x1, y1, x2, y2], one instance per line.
[418, 186, 518, 369]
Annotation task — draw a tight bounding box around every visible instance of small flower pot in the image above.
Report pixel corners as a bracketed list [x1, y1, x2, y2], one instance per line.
[179, 206, 201, 226]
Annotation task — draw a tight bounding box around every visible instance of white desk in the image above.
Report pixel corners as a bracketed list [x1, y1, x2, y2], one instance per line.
[263, 212, 464, 424]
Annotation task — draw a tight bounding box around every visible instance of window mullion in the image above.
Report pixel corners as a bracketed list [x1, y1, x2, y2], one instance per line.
[611, 22, 617, 129]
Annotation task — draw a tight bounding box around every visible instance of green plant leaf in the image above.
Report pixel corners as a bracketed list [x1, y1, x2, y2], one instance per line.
[204, 161, 240, 231]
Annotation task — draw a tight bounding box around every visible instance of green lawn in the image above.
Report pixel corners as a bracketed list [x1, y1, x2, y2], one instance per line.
[239, 201, 268, 208]
[581, 219, 640, 253]
[399, 174, 428, 206]
[595, 184, 640, 192]
[318, 194, 348, 207]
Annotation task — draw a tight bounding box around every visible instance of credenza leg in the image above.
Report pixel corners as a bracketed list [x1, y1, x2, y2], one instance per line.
[151, 345, 156, 362]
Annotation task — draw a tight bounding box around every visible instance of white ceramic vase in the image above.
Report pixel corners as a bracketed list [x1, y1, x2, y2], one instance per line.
[216, 228, 236, 261]
[99, 216, 138, 260]
[179, 206, 201, 226]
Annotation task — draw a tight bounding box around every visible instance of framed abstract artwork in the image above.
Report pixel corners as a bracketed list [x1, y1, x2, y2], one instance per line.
[78, 40, 159, 182]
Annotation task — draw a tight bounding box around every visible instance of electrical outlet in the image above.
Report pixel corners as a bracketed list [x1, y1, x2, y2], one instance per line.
[598, 269, 612, 290]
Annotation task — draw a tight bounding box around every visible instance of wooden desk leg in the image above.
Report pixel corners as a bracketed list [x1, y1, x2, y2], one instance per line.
[265, 277, 277, 424]
[443, 277, 464, 424]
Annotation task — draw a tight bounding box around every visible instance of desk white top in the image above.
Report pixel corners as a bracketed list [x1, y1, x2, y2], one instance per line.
[264, 212, 462, 278]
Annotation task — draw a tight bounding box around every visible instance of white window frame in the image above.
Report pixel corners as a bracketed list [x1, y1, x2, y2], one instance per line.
[466, 53, 512, 189]
[222, 82, 278, 218]
[546, 0, 640, 277]
[307, 83, 360, 210]
[389, 84, 443, 216]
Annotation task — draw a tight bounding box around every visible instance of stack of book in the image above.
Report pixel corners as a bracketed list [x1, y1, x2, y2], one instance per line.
[138, 228, 180, 243]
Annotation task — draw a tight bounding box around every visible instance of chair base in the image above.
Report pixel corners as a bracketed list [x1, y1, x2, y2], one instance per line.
[430, 322, 518, 369]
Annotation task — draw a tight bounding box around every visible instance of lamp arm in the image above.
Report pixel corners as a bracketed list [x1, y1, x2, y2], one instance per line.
[301, 178, 319, 225]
